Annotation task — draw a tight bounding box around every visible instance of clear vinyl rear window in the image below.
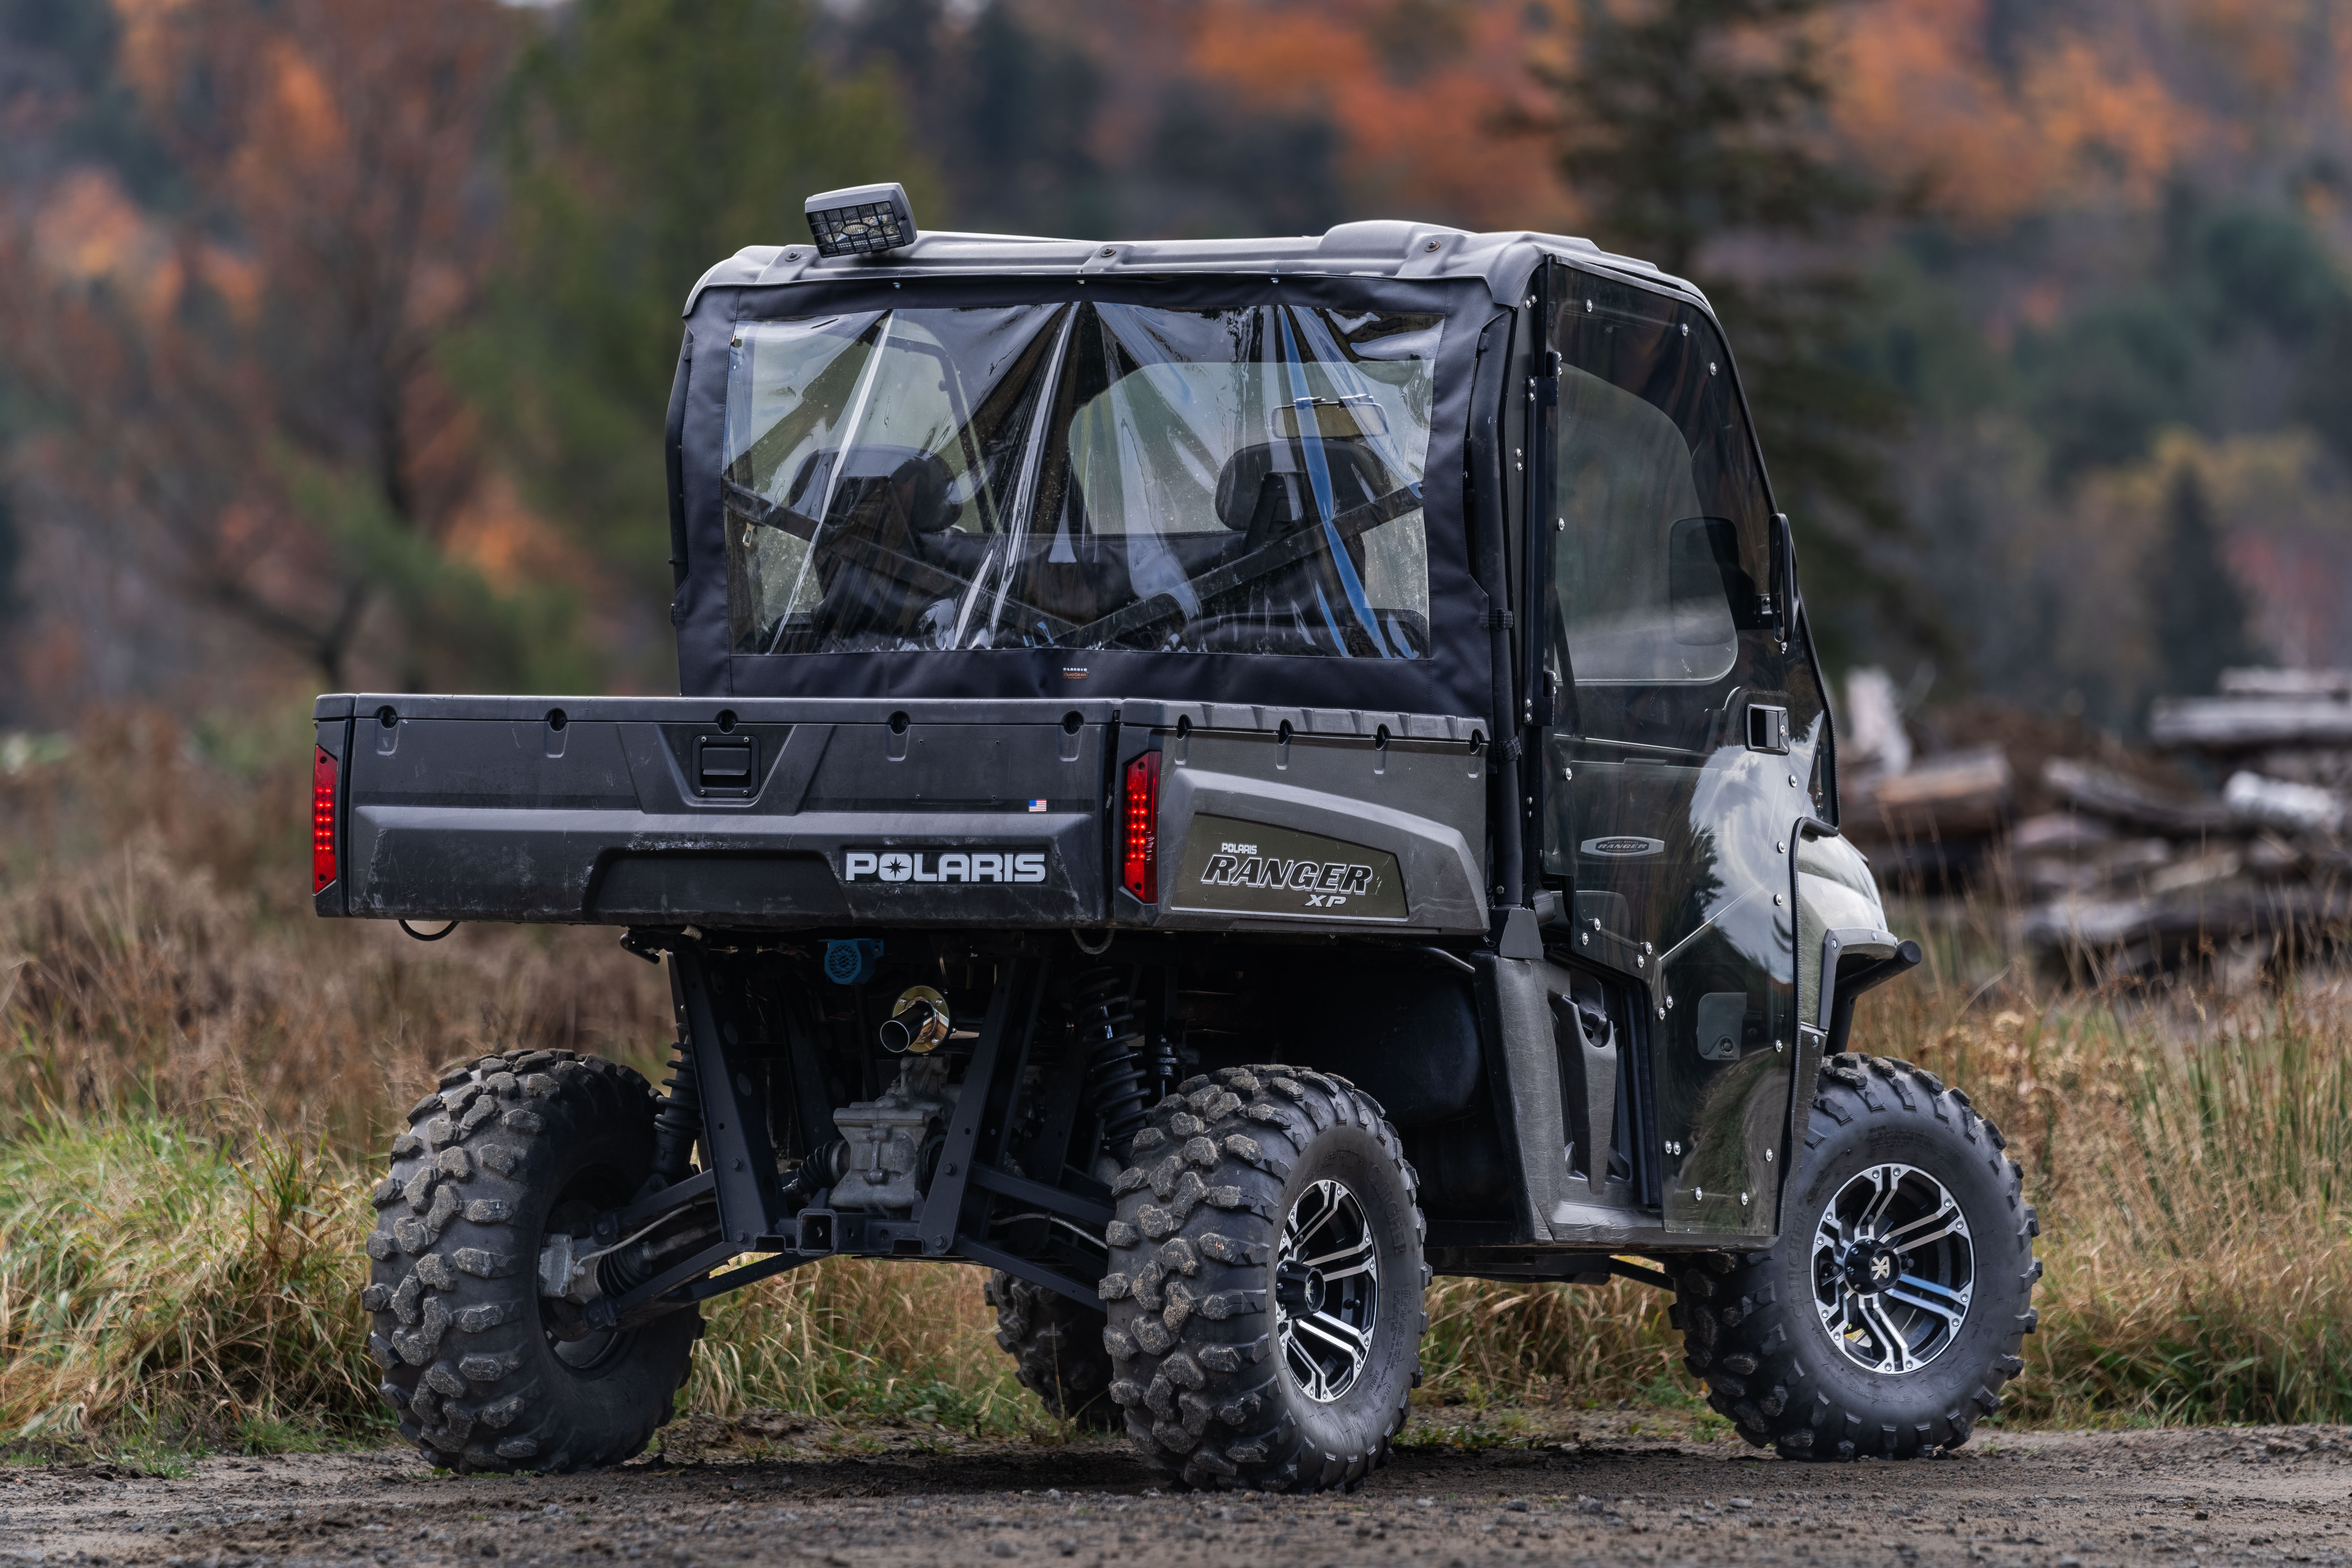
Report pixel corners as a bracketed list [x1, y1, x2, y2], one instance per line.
[721, 302, 1439, 658]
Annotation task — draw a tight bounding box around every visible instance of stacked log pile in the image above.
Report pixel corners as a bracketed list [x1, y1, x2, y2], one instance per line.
[1841, 670, 2352, 970]
[2012, 757, 2349, 965]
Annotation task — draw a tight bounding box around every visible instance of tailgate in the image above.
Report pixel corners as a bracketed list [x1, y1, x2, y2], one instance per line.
[312, 695, 1112, 927]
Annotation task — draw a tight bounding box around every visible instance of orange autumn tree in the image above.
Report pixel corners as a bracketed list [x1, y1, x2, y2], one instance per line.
[6, 0, 592, 693]
[1181, 0, 1570, 231]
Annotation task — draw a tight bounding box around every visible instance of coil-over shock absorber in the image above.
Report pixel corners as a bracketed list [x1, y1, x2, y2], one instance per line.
[1076, 968, 1155, 1156]
[649, 1040, 702, 1185]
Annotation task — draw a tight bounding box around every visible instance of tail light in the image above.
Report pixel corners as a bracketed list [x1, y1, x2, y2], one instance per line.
[1121, 749, 1161, 904]
[312, 746, 338, 894]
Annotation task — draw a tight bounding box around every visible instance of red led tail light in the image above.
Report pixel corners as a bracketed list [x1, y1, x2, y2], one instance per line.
[312, 746, 338, 894]
[1121, 749, 1161, 904]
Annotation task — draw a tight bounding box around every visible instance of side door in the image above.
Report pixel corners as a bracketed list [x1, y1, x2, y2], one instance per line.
[1533, 263, 1829, 1238]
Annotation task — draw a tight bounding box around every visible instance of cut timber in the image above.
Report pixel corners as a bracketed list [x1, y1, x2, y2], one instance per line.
[2042, 757, 2232, 838]
[2219, 668, 2352, 698]
[2021, 880, 2352, 956]
[1845, 746, 2011, 842]
[2147, 695, 2352, 751]
[2223, 771, 2346, 837]
[2251, 748, 2352, 789]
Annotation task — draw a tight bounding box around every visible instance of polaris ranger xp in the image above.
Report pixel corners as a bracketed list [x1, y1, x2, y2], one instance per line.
[315, 183, 2039, 1490]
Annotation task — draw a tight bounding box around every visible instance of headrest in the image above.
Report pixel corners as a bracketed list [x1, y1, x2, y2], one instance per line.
[1213, 439, 1393, 533]
[785, 444, 955, 535]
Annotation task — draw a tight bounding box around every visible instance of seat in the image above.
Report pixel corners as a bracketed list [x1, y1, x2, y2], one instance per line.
[1200, 437, 1406, 655]
[779, 445, 958, 645]
[1214, 437, 1395, 552]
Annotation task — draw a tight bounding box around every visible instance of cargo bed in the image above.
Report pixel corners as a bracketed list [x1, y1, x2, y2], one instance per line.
[311, 694, 1491, 934]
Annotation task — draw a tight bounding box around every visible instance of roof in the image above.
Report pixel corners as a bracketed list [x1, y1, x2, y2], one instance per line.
[682, 219, 1710, 318]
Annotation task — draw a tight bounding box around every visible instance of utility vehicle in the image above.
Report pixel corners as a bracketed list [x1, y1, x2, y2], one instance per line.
[317, 183, 2039, 1490]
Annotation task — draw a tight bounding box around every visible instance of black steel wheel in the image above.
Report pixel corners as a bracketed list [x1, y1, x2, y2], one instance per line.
[364, 1051, 701, 1473]
[1670, 1053, 2040, 1460]
[985, 1270, 1120, 1429]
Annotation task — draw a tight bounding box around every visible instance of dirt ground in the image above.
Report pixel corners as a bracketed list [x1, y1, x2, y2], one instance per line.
[6, 1412, 2352, 1568]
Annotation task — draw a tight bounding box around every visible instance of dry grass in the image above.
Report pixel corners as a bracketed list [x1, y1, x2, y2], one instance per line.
[9, 704, 2352, 1454]
[0, 1115, 375, 1450]
[1879, 979, 2352, 1427]
[0, 707, 674, 1146]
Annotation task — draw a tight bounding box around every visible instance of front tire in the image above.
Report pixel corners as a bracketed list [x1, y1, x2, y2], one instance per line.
[363, 1050, 701, 1473]
[1672, 1052, 2041, 1460]
[986, 1271, 1120, 1429]
[1100, 1066, 1426, 1492]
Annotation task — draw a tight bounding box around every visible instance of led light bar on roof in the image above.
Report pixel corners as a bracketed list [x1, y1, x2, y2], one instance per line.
[804, 181, 916, 258]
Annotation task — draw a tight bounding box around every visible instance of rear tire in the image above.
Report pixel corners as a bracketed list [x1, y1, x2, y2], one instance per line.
[363, 1050, 701, 1473]
[1100, 1066, 1426, 1492]
[1672, 1052, 2040, 1460]
[985, 1271, 1120, 1430]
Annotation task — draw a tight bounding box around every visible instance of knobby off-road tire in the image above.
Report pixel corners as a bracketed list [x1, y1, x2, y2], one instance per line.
[985, 1271, 1120, 1430]
[363, 1050, 701, 1473]
[1672, 1052, 2041, 1460]
[1100, 1066, 1427, 1492]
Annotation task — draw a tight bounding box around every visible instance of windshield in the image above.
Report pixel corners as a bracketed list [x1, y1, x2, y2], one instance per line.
[721, 302, 1440, 658]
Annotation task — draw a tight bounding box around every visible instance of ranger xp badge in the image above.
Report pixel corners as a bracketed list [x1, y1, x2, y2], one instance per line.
[1172, 814, 1406, 920]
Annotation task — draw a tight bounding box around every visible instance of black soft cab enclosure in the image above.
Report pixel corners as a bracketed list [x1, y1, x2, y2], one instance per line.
[318, 248, 1506, 933]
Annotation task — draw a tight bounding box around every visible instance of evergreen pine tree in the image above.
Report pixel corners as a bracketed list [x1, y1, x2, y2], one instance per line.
[1524, 0, 1933, 664]
[2149, 463, 2253, 697]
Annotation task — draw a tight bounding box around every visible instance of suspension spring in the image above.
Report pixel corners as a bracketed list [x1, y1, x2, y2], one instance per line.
[1076, 967, 1154, 1155]
[649, 1040, 702, 1184]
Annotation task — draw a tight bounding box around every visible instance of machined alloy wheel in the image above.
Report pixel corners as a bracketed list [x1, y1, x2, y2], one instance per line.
[1667, 1053, 2040, 1461]
[1275, 1179, 1380, 1402]
[1811, 1162, 1974, 1374]
[1100, 1065, 1427, 1492]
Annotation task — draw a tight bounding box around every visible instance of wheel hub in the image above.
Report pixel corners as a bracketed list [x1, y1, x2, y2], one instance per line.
[1811, 1162, 1975, 1375]
[1274, 1258, 1325, 1312]
[1841, 1240, 1898, 1295]
[1274, 1179, 1378, 1404]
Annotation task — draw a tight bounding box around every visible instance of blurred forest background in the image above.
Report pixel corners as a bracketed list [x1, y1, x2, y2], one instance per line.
[16, 0, 2352, 1452]
[3, 0, 2351, 731]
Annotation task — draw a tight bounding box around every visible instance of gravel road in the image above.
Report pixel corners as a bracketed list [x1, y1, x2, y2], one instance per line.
[6, 1415, 2351, 1567]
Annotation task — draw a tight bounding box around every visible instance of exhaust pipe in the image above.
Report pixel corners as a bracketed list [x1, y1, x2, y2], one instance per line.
[879, 986, 950, 1053]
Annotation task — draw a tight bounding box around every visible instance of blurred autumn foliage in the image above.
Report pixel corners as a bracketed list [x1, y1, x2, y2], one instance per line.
[5, 0, 2352, 726]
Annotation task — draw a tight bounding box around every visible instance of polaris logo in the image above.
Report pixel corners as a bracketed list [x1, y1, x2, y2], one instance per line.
[842, 850, 1047, 884]
[1200, 850, 1375, 907]
[1581, 836, 1666, 857]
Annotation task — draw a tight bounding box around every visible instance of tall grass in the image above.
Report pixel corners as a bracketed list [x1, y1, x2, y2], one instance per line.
[1888, 986, 2352, 1426]
[9, 705, 2352, 1450]
[0, 1115, 374, 1447]
[0, 708, 673, 1145]
[688, 1261, 1029, 1435]
[0, 1109, 1044, 1448]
